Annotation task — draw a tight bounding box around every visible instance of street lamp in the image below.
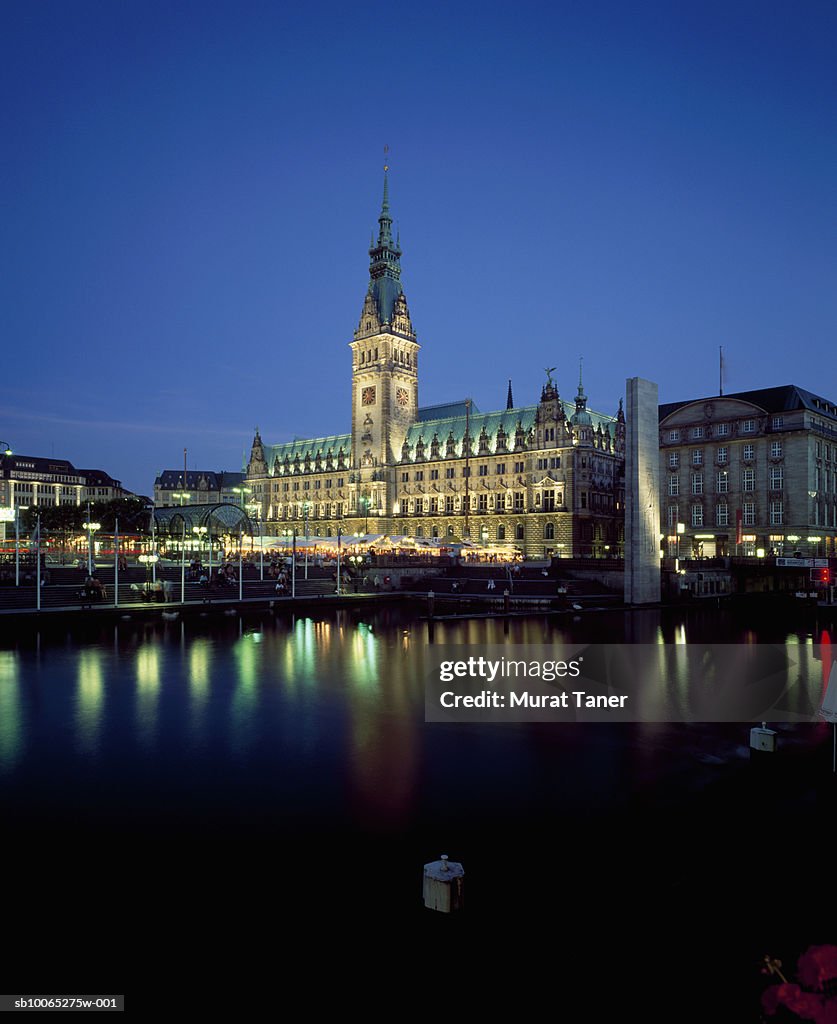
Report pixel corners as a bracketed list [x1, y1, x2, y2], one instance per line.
[281, 527, 296, 598]
[83, 520, 101, 575]
[246, 502, 263, 580]
[172, 492, 191, 506]
[192, 525, 207, 561]
[232, 486, 251, 508]
[0, 442, 13, 553]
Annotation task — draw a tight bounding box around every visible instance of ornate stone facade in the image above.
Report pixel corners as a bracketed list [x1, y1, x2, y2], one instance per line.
[245, 173, 626, 558]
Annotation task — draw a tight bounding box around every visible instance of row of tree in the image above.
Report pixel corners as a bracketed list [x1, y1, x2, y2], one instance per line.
[18, 497, 152, 536]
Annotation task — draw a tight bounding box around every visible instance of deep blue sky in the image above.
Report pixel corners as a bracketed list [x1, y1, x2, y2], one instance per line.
[2, 1, 836, 495]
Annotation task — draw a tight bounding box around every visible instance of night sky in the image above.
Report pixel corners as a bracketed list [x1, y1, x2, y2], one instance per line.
[2, 1, 836, 495]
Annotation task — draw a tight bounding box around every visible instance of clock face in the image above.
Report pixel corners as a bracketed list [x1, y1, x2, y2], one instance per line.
[396, 387, 409, 408]
[362, 386, 376, 406]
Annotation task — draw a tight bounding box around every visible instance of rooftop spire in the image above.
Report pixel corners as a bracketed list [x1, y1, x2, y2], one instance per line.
[506, 379, 514, 409]
[365, 151, 405, 326]
[574, 356, 589, 419]
[377, 147, 393, 248]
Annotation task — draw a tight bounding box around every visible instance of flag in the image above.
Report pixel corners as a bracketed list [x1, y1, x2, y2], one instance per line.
[735, 509, 743, 546]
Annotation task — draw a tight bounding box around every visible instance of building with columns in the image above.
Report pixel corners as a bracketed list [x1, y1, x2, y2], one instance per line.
[0, 453, 127, 512]
[245, 172, 626, 558]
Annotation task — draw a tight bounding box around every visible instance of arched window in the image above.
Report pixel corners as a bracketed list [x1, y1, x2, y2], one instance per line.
[515, 524, 524, 541]
[544, 523, 555, 540]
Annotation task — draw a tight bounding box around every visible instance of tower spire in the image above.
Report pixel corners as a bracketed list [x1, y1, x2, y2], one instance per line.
[506, 379, 514, 410]
[377, 147, 393, 248]
[574, 357, 589, 416]
[364, 151, 405, 326]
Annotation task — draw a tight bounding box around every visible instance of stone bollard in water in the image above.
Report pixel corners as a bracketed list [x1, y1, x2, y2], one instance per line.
[423, 853, 464, 913]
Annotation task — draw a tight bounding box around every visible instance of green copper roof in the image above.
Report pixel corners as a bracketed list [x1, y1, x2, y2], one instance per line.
[417, 399, 480, 421]
[403, 401, 617, 460]
[406, 405, 537, 454]
[265, 433, 351, 474]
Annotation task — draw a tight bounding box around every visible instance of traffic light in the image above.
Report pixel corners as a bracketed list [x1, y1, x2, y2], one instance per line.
[811, 567, 832, 586]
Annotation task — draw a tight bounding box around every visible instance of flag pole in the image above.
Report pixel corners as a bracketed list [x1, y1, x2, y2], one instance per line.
[114, 516, 119, 608]
[36, 513, 41, 611]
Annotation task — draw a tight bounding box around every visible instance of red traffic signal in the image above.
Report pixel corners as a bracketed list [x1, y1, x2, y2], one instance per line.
[811, 567, 832, 586]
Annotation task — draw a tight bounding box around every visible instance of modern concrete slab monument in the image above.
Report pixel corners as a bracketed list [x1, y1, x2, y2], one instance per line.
[625, 377, 661, 604]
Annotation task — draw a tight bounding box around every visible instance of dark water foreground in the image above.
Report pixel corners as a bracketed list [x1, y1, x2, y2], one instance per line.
[1, 603, 835, 1013]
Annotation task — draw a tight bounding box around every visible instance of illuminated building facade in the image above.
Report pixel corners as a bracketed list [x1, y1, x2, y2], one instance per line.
[659, 386, 837, 558]
[154, 470, 247, 509]
[246, 172, 626, 558]
[0, 453, 127, 511]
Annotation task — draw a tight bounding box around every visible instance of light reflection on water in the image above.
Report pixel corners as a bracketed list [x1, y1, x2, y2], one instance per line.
[76, 649, 104, 755]
[136, 643, 160, 748]
[0, 609, 833, 825]
[0, 650, 22, 769]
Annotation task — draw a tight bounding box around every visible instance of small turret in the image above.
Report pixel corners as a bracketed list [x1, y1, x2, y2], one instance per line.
[247, 428, 268, 478]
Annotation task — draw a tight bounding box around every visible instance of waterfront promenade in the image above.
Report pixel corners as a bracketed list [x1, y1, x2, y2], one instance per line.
[0, 559, 618, 619]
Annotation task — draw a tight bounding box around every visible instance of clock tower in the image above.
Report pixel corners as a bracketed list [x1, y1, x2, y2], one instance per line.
[350, 166, 419, 520]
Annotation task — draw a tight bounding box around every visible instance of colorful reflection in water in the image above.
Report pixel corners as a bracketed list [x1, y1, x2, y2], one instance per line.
[0, 607, 832, 828]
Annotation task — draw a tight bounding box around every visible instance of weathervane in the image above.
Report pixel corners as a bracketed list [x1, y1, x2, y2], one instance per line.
[384, 143, 389, 172]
